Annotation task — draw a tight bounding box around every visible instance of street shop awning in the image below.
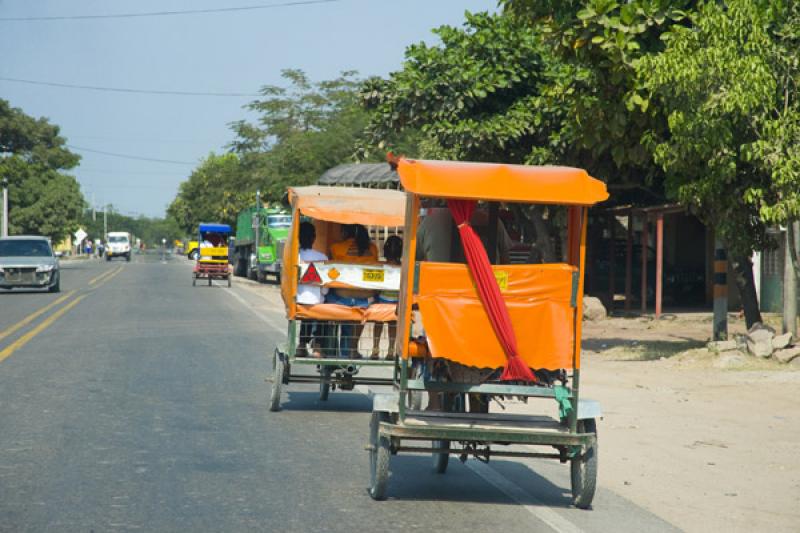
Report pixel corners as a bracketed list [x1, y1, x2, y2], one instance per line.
[287, 185, 406, 227]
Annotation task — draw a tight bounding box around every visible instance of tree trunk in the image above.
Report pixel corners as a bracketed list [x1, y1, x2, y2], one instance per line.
[784, 221, 799, 336]
[730, 253, 762, 329]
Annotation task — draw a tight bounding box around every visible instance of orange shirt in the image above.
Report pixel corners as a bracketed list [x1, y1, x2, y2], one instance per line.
[329, 238, 379, 264]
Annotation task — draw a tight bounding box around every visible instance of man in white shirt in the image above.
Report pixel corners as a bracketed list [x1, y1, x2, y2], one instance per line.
[297, 222, 328, 357]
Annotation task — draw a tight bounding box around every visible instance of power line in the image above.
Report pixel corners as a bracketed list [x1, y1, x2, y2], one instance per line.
[0, 0, 339, 21]
[67, 145, 195, 166]
[0, 76, 258, 97]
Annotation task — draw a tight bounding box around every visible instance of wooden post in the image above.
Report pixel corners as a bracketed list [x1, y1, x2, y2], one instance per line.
[713, 237, 728, 340]
[655, 212, 664, 319]
[625, 212, 633, 311]
[608, 214, 615, 311]
[641, 214, 648, 313]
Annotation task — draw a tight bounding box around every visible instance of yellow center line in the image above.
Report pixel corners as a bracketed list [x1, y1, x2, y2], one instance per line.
[0, 294, 87, 363]
[0, 290, 77, 343]
[88, 266, 120, 286]
[92, 266, 124, 288]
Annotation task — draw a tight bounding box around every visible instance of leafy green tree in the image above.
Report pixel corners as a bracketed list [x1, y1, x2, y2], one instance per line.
[637, 0, 800, 326]
[0, 99, 84, 242]
[167, 152, 245, 234]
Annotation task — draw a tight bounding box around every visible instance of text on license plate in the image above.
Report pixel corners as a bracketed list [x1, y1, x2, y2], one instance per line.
[362, 269, 385, 282]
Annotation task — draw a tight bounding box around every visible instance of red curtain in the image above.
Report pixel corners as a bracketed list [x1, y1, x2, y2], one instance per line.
[447, 199, 536, 382]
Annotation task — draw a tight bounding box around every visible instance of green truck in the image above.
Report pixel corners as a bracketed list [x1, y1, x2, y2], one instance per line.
[233, 197, 290, 282]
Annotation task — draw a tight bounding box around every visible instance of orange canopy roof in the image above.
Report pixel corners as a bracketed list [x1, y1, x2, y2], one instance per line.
[288, 185, 406, 226]
[397, 158, 609, 205]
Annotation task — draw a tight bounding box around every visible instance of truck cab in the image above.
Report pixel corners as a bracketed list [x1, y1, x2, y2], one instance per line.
[234, 206, 290, 282]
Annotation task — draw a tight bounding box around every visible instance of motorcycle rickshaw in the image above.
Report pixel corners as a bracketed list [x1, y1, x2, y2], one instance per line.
[192, 223, 232, 287]
[367, 158, 608, 509]
[270, 186, 407, 411]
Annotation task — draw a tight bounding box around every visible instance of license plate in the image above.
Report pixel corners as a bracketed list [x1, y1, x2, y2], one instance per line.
[362, 269, 385, 283]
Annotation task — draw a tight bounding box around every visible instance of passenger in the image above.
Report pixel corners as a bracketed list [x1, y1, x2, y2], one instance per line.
[371, 236, 402, 360]
[326, 224, 378, 358]
[296, 222, 328, 358]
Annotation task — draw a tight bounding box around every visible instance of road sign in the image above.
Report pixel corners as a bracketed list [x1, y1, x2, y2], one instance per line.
[74, 228, 87, 243]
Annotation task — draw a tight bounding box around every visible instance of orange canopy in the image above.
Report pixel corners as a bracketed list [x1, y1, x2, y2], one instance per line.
[397, 158, 609, 205]
[288, 186, 406, 226]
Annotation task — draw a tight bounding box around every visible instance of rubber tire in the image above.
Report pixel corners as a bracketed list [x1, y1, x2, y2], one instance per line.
[270, 350, 285, 412]
[192, 275, 196, 287]
[319, 365, 331, 401]
[234, 255, 246, 277]
[48, 275, 60, 293]
[368, 412, 391, 500]
[189, 250, 199, 260]
[106, 255, 111, 262]
[227, 276, 232, 288]
[432, 440, 450, 474]
[126, 254, 131, 262]
[571, 418, 598, 509]
[208, 278, 212, 286]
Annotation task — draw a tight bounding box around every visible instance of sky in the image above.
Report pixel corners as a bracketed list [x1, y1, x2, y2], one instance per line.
[0, 0, 498, 218]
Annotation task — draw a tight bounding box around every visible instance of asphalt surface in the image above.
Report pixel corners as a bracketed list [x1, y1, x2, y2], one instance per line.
[0, 252, 678, 532]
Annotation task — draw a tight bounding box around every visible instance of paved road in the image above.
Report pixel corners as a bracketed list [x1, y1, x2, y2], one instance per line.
[0, 253, 677, 532]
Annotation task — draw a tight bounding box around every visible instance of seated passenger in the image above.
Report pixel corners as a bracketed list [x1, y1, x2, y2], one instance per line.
[296, 222, 328, 357]
[371, 236, 402, 360]
[326, 224, 378, 358]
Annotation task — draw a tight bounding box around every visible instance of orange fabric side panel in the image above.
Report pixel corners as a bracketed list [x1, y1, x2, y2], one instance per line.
[416, 262, 576, 370]
[281, 206, 300, 318]
[295, 303, 397, 323]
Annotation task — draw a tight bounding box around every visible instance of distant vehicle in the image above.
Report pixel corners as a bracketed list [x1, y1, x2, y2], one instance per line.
[186, 240, 199, 260]
[233, 205, 290, 282]
[0, 236, 60, 293]
[106, 231, 132, 262]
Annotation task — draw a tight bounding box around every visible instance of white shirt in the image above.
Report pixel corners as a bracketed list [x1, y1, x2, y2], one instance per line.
[296, 248, 328, 304]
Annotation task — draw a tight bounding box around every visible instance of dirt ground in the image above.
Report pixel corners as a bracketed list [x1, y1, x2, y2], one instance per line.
[574, 313, 800, 532]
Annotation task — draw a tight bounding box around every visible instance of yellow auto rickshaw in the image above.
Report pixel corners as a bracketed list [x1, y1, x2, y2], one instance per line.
[367, 158, 608, 509]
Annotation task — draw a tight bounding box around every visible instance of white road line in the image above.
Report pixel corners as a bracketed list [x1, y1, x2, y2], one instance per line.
[465, 460, 584, 533]
[223, 286, 286, 335]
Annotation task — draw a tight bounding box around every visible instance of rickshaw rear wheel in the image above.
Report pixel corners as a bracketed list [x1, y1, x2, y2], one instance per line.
[192, 277, 196, 287]
[432, 440, 450, 473]
[368, 411, 391, 500]
[269, 350, 285, 412]
[319, 366, 331, 401]
[227, 276, 231, 288]
[570, 418, 598, 509]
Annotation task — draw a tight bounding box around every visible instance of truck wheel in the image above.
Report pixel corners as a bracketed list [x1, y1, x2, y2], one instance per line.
[234, 255, 246, 277]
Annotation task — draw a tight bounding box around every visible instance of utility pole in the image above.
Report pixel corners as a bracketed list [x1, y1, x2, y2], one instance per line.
[103, 204, 108, 241]
[92, 192, 96, 222]
[713, 236, 728, 340]
[1, 177, 8, 238]
[254, 189, 261, 251]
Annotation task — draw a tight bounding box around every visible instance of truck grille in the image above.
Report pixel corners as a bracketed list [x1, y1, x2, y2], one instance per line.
[5, 267, 36, 283]
[276, 239, 286, 262]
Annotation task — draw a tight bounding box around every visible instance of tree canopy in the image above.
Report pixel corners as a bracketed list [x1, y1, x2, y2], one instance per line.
[0, 99, 84, 243]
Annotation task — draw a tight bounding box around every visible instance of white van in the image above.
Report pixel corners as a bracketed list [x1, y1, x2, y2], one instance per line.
[106, 232, 132, 262]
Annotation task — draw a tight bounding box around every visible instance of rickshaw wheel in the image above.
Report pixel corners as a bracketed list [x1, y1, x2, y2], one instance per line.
[570, 418, 598, 509]
[432, 440, 450, 474]
[208, 278, 212, 286]
[227, 276, 231, 288]
[368, 411, 391, 500]
[192, 277, 196, 287]
[269, 350, 285, 412]
[319, 366, 331, 401]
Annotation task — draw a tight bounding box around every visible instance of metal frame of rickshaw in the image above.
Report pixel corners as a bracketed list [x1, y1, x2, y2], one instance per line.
[192, 223, 232, 288]
[269, 186, 407, 412]
[367, 158, 609, 509]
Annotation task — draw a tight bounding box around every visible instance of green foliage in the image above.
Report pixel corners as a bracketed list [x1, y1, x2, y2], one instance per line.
[167, 152, 246, 234]
[0, 99, 84, 243]
[638, 0, 796, 255]
[361, 12, 563, 164]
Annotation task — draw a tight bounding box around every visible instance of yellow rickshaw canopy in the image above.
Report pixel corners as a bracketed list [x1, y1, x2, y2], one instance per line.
[398, 158, 609, 205]
[288, 185, 407, 226]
